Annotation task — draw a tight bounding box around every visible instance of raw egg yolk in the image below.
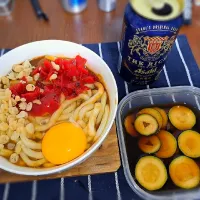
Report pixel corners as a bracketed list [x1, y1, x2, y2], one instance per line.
[42, 122, 87, 165]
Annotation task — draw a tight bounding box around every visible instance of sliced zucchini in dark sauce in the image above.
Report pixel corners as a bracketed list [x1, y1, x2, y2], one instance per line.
[134, 114, 158, 136]
[137, 108, 163, 129]
[169, 105, 196, 130]
[178, 130, 200, 158]
[138, 135, 161, 154]
[169, 156, 200, 189]
[135, 156, 168, 191]
[155, 130, 177, 158]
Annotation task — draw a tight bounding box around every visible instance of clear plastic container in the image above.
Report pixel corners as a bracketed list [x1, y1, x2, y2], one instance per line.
[116, 86, 200, 200]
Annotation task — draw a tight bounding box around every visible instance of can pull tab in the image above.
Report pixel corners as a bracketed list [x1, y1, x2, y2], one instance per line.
[149, 0, 172, 16]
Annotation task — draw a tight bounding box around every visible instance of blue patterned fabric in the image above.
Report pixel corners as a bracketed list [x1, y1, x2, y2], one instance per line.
[0, 35, 199, 200]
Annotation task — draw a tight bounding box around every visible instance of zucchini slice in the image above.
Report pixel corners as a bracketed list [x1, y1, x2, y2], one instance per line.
[178, 130, 200, 158]
[124, 114, 139, 137]
[169, 105, 196, 130]
[154, 107, 168, 129]
[155, 130, 177, 158]
[138, 108, 163, 129]
[138, 135, 161, 154]
[135, 156, 168, 191]
[134, 114, 158, 136]
[169, 156, 200, 189]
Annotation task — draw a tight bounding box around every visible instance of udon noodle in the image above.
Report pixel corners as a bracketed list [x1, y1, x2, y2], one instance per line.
[0, 55, 110, 168]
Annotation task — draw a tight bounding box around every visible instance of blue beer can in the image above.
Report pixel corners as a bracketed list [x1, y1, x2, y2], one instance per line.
[119, 0, 185, 85]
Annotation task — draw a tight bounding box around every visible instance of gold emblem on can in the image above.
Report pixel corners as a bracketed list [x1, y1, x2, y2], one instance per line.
[128, 35, 176, 61]
[144, 36, 168, 54]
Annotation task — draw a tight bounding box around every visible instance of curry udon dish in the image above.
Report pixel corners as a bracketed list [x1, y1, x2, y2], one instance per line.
[0, 55, 109, 168]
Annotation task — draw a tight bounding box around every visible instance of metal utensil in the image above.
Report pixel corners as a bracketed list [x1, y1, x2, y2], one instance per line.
[97, 0, 117, 12]
[183, 0, 192, 25]
[30, 0, 49, 21]
[60, 0, 88, 14]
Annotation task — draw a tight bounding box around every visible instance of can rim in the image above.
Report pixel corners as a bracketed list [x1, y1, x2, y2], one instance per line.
[129, 0, 185, 22]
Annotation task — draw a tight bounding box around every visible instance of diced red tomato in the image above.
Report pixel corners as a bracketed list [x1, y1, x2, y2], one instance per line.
[43, 60, 52, 69]
[46, 71, 55, 81]
[75, 85, 88, 95]
[31, 66, 41, 76]
[36, 81, 45, 89]
[77, 66, 88, 75]
[82, 76, 95, 84]
[69, 58, 76, 67]
[21, 87, 40, 102]
[39, 68, 48, 80]
[10, 82, 27, 96]
[21, 76, 27, 82]
[67, 66, 79, 77]
[76, 55, 87, 68]
[10, 55, 98, 116]
[21, 93, 38, 102]
[35, 60, 58, 81]
[62, 59, 70, 71]
[29, 93, 60, 116]
[67, 93, 77, 99]
[66, 82, 80, 90]
[55, 58, 63, 66]
[42, 85, 54, 95]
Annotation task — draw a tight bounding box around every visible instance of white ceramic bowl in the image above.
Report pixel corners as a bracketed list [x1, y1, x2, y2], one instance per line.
[0, 40, 118, 176]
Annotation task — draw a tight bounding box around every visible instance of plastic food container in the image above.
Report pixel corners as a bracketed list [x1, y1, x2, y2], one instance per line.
[116, 86, 200, 200]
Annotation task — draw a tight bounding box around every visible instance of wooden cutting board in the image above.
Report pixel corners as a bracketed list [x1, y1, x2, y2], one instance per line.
[0, 124, 121, 183]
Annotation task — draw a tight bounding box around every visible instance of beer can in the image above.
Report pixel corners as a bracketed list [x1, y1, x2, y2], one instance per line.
[61, 0, 88, 13]
[119, 0, 185, 85]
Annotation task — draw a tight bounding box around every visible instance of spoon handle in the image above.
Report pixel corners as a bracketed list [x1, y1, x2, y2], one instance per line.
[30, 0, 49, 22]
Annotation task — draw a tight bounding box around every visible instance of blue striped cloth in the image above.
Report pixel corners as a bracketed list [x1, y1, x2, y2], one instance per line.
[0, 35, 199, 200]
